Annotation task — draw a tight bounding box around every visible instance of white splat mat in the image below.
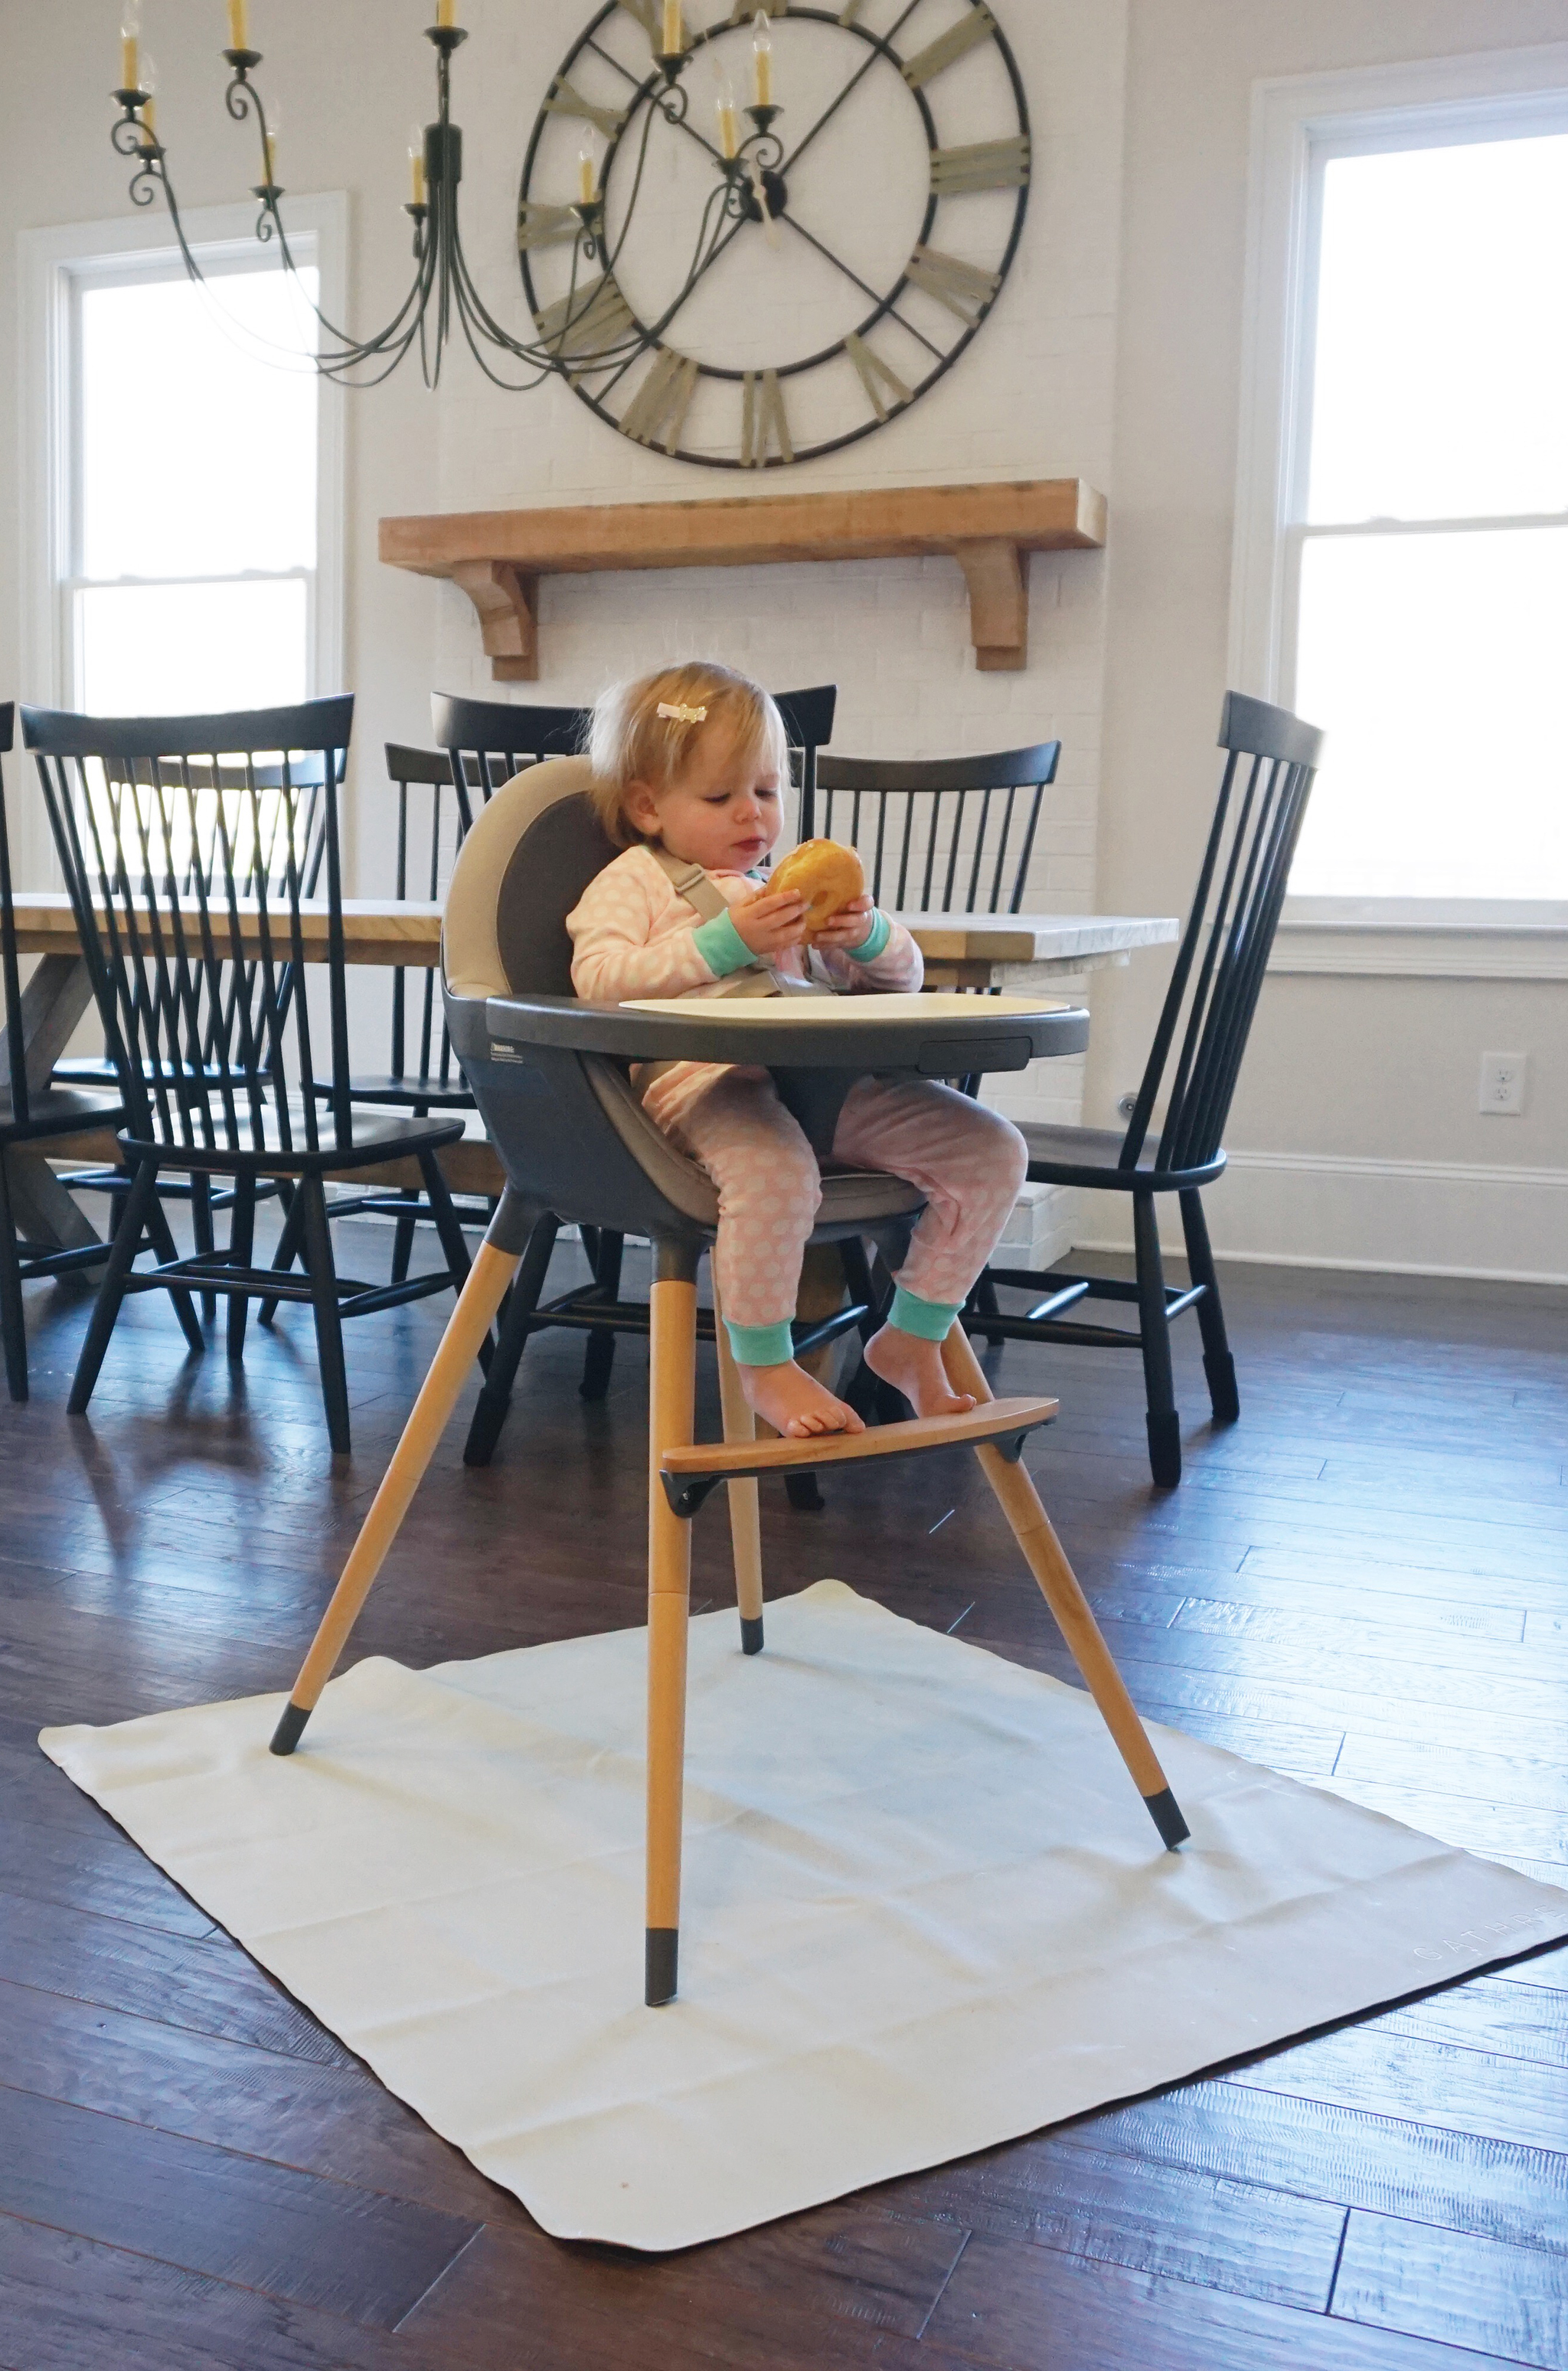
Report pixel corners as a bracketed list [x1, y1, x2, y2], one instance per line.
[40, 1581, 1568, 2252]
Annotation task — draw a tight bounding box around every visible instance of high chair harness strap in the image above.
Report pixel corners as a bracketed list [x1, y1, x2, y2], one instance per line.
[648, 847, 832, 1002]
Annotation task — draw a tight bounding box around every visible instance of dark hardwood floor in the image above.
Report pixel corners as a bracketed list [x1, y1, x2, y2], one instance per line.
[2, 1206, 1566, 2371]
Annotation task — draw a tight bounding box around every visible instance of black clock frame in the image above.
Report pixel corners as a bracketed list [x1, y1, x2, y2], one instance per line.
[518, 0, 1031, 469]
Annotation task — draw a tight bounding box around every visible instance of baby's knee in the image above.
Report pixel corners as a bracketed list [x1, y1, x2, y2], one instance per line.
[963, 1100, 1030, 1196]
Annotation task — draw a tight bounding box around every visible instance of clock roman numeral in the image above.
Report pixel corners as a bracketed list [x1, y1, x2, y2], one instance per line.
[904, 244, 1000, 324]
[838, 0, 868, 18]
[901, 5, 995, 90]
[619, 347, 700, 453]
[542, 78, 628, 142]
[518, 201, 582, 253]
[930, 136, 1030, 195]
[844, 332, 911, 423]
[741, 369, 793, 466]
[616, 0, 657, 34]
[729, 0, 786, 18]
[534, 273, 635, 361]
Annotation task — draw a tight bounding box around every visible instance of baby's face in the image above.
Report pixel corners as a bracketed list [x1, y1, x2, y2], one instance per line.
[629, 730, 782, 873]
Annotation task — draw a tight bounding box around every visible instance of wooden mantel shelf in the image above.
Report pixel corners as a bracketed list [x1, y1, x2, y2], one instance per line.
[379, 479, 1106, 680]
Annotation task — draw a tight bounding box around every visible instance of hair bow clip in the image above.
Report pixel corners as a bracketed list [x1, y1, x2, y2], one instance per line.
[656, 701, 707, 724]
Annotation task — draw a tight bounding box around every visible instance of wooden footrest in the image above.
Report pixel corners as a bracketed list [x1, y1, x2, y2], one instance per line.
[659, 1395, 1059, 1518]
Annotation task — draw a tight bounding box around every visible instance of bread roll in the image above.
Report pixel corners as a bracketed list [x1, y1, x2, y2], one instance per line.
[768, 839, 865, 939]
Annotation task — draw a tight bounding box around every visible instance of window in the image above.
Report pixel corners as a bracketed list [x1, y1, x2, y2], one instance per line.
[1232, 50, 1568, 926]
[22, 198, 344, 741]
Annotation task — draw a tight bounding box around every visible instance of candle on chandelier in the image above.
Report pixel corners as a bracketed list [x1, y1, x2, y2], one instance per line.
[227, 0, 249, 51]
[436, 0, 457, 26]
[661, 0, 683, 54]
[263, 107, 279, 183]
[409, 126, 427, 206]
[578, 143, 597, 203]
[119, 0, 140, 92]
[753, 11, 772, 106]
[715, 84, 739, 159]
[139, 58, 158, 142]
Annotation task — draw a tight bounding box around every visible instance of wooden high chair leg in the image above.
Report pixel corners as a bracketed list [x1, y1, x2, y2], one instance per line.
[711, 1278, 765, 1655]
[942, 1325, 1191, 1849]
[268, 1228, 525, 1757]
[646, 1238, 701, 2006]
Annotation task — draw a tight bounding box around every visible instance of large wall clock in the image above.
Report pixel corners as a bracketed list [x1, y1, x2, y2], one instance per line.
[518, 0, 1030, 469]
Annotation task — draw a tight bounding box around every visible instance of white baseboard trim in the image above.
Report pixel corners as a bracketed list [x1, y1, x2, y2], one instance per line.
[1073, 1149, 1568, 1287]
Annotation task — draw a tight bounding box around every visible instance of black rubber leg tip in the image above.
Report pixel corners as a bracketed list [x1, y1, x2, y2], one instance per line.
[1145, 1787, 1190, 1849]
[269, 1700, 311, 1757]
[645, 1928, 678, 2007]
[740, 1614, 764, 1656]
[1204, 1351, 1240, 1425]
[1146, 1408, 1181, 1490]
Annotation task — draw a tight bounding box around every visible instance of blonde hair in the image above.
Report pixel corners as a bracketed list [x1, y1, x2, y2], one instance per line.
[586, 660, 789, 848]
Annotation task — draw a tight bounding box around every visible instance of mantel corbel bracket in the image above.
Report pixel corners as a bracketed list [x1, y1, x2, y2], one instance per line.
[952, 539, 1028, 672]
[449, 561, 540, 683]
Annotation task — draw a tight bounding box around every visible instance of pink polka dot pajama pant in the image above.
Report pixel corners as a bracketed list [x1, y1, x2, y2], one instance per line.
[667, 1070, 1029, 1339]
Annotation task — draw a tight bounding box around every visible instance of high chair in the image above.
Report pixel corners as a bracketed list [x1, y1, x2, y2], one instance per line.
[269, 758, 1191, 2005]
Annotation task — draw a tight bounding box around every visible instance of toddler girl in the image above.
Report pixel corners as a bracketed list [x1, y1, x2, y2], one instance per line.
[567, 660, 1029, 1440]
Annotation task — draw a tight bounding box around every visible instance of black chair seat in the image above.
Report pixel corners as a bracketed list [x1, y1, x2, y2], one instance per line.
[1, 1085, 125, 1144]
[309, 1072, 475, 1110]
[49, 1055, 121, 1089]
[1020, 1121, 1226, 1193]
[116, 1107, 465, 1176]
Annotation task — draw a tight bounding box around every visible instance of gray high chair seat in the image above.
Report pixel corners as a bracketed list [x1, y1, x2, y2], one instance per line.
[269, 756, 1187, 2012]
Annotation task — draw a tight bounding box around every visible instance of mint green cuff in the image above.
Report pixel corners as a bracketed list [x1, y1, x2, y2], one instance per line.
[846, 908, 892, 963]
[692, 908, 756, 978]
[889, 1285, 962, 1343]
[724, 1317, 795, 1367]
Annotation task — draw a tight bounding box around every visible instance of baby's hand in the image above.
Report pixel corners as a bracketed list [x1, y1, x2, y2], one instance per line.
[733, 888, 808, 957]
[810, 894, 877, 950]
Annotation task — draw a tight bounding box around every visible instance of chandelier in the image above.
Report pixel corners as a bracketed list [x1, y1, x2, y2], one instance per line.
[109, 0, 787, 389]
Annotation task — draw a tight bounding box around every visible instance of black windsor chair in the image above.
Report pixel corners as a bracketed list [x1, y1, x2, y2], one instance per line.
[975, 692, 1325, 1490]
[0, 703, 129, 1400]
[436, 687, 855, 1468]
[23, 698, 475, 1454]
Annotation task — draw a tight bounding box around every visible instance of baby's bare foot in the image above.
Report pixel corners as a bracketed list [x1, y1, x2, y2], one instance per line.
[739, 1359, 865, 1440]
[864, 1325, 976, 1420]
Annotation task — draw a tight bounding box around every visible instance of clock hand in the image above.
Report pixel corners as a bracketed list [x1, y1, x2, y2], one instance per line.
[776, 0, 926, 182]
[779, 207, 946, 362]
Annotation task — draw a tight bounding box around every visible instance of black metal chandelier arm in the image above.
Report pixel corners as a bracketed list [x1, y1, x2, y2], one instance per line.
[779, 208, 946, 363]
[586, 30, 729, 172]
[602, 80, 663, 277]
[776, 0, 924, 180]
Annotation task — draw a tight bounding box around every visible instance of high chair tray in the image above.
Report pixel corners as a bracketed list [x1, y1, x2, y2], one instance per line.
[480, 992, 1089, 1075]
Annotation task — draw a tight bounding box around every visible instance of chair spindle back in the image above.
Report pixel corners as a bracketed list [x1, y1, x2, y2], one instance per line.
[22, 698, 355, 1159]
[1121, 692, 1324, 1176]
[0, 705, 27, 1127]
[812, 742, 1061, 915]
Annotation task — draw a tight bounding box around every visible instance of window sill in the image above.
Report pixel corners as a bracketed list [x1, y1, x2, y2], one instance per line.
[1272, 904, 1568, 980]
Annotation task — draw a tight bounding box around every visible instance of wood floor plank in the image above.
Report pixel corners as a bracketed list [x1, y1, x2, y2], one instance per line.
[0, 1892, 358, 2069]
[0, 2086, 481, 2330]
[1223, 2023, 1568, 2156]
[1374, 1977, 1568, 2072]
[1332, 2209, 1568, 2369]
[923, 2227, 1511, 2369]
[0, 1811, 215, 1940]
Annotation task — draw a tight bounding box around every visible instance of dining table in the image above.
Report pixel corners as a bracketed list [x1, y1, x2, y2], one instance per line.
[7, 894, 1178, 1252]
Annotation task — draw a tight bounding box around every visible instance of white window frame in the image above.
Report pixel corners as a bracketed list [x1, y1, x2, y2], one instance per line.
[16, 195, 346, 888]
[1230, 42, 1568, 978]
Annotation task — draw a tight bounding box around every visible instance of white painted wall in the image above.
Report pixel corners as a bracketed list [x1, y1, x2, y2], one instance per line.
[1084, 0, 1568, 1281]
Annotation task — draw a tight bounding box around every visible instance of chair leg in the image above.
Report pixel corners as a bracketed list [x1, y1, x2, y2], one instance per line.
[1180, 1189, 1239, 1424]
[712, 1278, 765, 1654]
[390, 1192, 420, 1286]
[68, 1159, 160, 1414]
[191, 1172, 217, 1324]
[580, 1227, 623, 1401]
[298, 1176, 351, 1457]
[226, 1172, 257, 1362]
[416, 1151, 483, 1365]
[462, 1213, 560, 1467]
[270, 1240, 522, 1755]
[143, 1190, 207, 1356]
[974, 1266, 1007, 1349]
[0, 1154, 29, 1403]
[942, 1323, 1189, 1851]
[1132, 1192, 1181, 1489]
[646, 1244, 698, 2006]
[258, 1183, 305, 1328]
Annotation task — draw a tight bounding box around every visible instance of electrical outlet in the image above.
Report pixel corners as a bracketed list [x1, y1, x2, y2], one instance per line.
[1478, 1051, 1527, 1116]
